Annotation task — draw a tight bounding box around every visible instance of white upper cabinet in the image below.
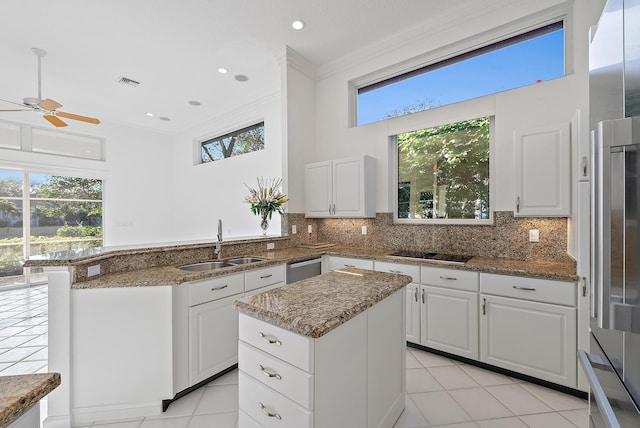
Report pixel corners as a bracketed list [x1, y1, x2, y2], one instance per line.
[304, 155, 375, 218]
[513, 123, 570, 216]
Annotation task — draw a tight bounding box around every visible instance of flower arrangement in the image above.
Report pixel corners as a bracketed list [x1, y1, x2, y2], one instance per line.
[244, 177, 289, 234]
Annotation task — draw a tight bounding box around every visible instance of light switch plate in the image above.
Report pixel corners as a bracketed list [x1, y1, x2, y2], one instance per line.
[308, 225, 312, 234]
[292, 225, 297, 234]
[362, 226, 367, 235]
[266, 243, 275, 250]
[529, 229, 540, 242]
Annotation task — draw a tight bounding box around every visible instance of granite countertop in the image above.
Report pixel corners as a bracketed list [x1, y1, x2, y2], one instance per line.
[29, 241, 577, 289]
[234, 267, 412, 338]
[0, 373, 60, 427]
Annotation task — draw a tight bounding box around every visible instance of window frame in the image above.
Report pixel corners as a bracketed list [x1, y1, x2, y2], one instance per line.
[391, 115, 496, 225]
[349, 10, 572, 127]
[197, 121, 265, 164]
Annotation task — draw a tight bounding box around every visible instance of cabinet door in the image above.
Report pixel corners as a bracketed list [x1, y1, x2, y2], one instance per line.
[514, 123, 570, 216]
[480, 294, 577, 387]
[405, 284, 421, 344]
[333, 158, 363, 217]
[421, 286, 478, 359]
[304, 161, 333, 217]
[189, 294, 240, 384]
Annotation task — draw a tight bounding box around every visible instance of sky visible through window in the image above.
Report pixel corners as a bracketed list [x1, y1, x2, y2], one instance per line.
[358, 28, 564, 126]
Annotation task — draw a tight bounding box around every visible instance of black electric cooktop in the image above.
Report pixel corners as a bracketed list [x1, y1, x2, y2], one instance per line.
[387, 250, 472, 264]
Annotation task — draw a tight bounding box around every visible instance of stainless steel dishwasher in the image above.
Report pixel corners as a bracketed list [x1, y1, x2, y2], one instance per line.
[286, 256, 322, 283]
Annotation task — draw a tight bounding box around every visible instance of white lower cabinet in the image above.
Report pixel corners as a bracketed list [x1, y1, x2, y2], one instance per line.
[189, 294, 240, 384]
[421, 285, 478, 360]
[178, 264, 286, 389]
[326, 255, 374, 272]
[479, 273, 577, 388]
[405, 284, 421, 344]
[238, 290, 405, 428]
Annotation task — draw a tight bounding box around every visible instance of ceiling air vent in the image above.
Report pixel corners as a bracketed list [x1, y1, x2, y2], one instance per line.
[116, 76, 141, 87]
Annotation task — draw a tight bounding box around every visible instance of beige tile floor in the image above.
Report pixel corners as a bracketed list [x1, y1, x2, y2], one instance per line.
[0, 285, 589, 427]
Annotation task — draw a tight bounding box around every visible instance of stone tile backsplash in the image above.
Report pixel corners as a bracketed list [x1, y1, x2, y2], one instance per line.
[286, 211, 572, 263]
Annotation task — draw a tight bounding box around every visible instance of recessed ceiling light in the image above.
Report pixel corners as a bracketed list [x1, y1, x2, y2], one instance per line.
[188, 100, 201, 106]
[292, 20, 305, 30]
[235, 74, 249, 82]
[159, 117, 171, 121]
[218, 67, 228, 74]
[146, 112, 154, 117]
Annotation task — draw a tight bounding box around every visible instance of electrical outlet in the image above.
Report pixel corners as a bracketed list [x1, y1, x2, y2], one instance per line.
[267, 243, 275, 250]
[308, 225, 313, 234]
[88, 265, 101, 277]
[529, 229, 540, 242]
[362, 225, 367, 235]
[292, 225, 297, 234]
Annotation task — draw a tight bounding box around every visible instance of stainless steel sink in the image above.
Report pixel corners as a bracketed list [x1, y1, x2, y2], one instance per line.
[227, 257, 265, 265]
[178, 261, 233, 271]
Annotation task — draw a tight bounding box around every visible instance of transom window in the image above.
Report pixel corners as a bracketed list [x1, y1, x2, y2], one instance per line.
[395, 117, 491, 223]
[200, 122, 265, 163]
[357, 21, 564, 126]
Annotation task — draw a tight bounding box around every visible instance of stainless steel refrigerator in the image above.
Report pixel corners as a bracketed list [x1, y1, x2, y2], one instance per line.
[578, 0, 640, 426]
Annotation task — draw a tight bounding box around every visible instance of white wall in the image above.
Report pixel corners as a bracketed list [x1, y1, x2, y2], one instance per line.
[289, 0, 606, 216]
[165, 93, 284, 241]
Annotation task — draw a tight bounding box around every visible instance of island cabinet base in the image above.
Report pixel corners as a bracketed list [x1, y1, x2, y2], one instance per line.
[238, 289, 405, 428]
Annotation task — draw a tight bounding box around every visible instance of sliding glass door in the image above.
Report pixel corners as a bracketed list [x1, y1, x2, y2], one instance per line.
[0, 170, 102, 288]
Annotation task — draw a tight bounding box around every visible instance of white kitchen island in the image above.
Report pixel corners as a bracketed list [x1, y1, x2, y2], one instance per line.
[234, 267, 411, 428]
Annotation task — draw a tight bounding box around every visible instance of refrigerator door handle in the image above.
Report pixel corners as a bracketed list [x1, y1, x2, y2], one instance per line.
[578, 350, 621, 428]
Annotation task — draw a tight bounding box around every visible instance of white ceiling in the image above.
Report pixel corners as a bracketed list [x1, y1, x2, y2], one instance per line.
[0, 0, 480, 134]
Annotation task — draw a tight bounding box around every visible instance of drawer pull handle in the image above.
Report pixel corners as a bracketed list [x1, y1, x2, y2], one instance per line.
[260, 274, 273, 279]
[513, 285, 536, 291]
[210, 285, 228, 291]
[344, 264, 355, 267]
[259, 402, 282, 420]
[439, 276, 457, 280]
[389, 269, 402, 274]
[258, 365, 282, 380]
[414, 287, 418, 302]
[259, 332, 282, 346]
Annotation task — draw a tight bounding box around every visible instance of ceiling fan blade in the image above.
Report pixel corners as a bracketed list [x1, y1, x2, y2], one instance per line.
[0, 98, 29, 108]
[43, 115, 68, 127]
[56, 111, 100, 125]
[38, 98, 63, 111]
[0, 109, 30, 112]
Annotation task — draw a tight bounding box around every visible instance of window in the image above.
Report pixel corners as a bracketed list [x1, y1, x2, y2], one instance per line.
[357, 22, 564, 126]
[395, 117, 491, 223]
[0, 170, 102, 288]
[200, 122, 265, 163]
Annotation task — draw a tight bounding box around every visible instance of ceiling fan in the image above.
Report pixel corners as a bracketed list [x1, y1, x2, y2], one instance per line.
[0, 48, 100, 127]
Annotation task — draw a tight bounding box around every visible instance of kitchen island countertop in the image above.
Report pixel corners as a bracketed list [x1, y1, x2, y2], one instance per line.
[234, 267, 412, 338]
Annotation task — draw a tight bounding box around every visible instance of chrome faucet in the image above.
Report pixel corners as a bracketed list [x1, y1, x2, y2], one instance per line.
[215, 219, 223, 260]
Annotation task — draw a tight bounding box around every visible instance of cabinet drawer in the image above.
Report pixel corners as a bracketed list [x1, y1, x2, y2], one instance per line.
[239, 313, 314, 372]
[239, 371, 312, 428]
[239, 341, 313, 409]
[421, 267, 478, 292]
[245, 264, 286, 292]
[188, 273, 244, 306]
[328, 256, 374, 271]
[480, 273, 575, 306]
[374, 261, 420, 283]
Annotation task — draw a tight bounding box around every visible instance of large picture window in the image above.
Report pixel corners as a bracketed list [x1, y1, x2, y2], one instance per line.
[200, 122, 265, 163]
[395, 117, 491, 223]
[357, 22, 564, 126]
